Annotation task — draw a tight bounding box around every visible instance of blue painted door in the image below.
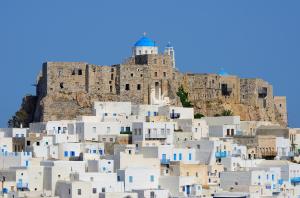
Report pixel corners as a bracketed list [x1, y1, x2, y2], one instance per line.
[186, 185, 190, 195]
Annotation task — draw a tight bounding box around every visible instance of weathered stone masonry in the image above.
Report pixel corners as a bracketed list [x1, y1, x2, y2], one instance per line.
[13, 37, 288, 127]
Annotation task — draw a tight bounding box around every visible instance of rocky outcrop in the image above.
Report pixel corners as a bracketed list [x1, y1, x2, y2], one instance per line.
[8, 95, 37, 127]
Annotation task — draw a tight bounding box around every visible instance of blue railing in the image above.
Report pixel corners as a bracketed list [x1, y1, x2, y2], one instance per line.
[215, 151, 227, 158]
[0, 151, 32, 157]
[266, 185, 271, 189]
[17, 182, 28, 189]
[161, 159, 170, 164]
[290, 177, 300, 183]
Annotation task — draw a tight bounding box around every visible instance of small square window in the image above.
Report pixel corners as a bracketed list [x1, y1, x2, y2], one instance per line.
[77, 189, 81, 195]
[125, 84, 130, 90]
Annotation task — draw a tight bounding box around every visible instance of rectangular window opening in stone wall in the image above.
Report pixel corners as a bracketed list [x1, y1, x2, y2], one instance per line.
[131, 73, 134, 77]
[111, 74, 114, 80]
[60, 82, 64, 89]
[137, 84, 141, 90]
[125, 84, 130, 91]
[78, 69, 82, 75]
[163, 72, 166, 77]
[154, 72, 158, 77]
[110, 86, 112, 92]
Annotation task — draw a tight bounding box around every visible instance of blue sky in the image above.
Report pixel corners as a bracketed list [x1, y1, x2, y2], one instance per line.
[0, 1, 299, 127]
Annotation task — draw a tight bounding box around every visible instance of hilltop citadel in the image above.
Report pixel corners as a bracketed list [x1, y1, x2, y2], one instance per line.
[12, 35, 287, 127]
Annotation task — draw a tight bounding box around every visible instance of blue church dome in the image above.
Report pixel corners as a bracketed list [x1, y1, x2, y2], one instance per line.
[134, 37, 156, 47]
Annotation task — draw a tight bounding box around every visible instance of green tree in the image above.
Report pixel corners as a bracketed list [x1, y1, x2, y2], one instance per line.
[7, 109, 29, 128]
[177, 86, 193, 107]
[221, 109, 234, 116]
[194, 113, 204, 119]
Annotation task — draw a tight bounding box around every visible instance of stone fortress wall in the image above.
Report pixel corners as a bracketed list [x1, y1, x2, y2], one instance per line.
[22, 36, 288, 126]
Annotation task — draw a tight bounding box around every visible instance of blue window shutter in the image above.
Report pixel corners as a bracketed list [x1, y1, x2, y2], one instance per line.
[64, 151, 68, 157]
[150, 175, 154, 182]
[188, 153, 192, 160]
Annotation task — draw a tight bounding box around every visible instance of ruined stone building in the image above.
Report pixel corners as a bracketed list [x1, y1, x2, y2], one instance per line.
[13, 35, 288, 126]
